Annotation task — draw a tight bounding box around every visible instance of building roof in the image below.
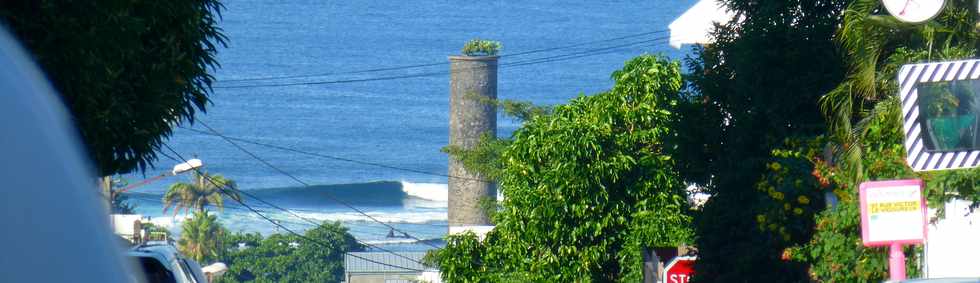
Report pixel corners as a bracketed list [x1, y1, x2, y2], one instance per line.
[344, 252, 429, 273]
[668, 0, 735, 49]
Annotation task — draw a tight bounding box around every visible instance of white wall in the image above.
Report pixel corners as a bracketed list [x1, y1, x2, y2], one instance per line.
[925, 199, 980, 278]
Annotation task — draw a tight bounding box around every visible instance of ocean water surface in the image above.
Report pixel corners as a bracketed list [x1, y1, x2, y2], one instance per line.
[123, 0, 699, 250]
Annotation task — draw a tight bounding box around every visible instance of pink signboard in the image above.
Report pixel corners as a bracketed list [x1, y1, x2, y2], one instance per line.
[859, 179, 927, 247]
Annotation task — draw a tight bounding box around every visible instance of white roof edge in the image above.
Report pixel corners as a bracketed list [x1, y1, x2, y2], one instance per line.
[668, 0, 735, 49]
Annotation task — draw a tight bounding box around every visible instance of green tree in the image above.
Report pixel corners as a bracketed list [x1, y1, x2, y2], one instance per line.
[216, 222, 362, 282]
[0, 0, 226, 176]
[110, 178, 138, 214]
[434, 55, 693, 282]
[786, 121, 924, 281]
[179, 210, 226, 263]
[788, 1, 980, 281]
[163, 171, 240, 215]
[820, 0, 979, 184]
[675, 0, 850, 281]
[751, 138, 829, 250]
[441, 97, 552, 184]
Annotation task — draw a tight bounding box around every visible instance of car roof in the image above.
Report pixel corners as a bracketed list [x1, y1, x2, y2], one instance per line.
[127, 242, 180, 264]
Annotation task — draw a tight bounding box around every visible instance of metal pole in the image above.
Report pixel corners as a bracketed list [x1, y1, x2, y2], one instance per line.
[101, 176, 112, 211]
[889, 242, 906, 281]
[642, 248, 659, 283]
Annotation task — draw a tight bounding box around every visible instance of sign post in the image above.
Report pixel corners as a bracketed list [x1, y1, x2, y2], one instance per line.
[859, 179, 927, 281]
[663, 256, 695, 283]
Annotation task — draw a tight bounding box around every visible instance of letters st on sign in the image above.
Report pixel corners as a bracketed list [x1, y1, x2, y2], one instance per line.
[859, 179, 927, 247]
[899, 59, 980, 171]
[663, 256, 695, 283]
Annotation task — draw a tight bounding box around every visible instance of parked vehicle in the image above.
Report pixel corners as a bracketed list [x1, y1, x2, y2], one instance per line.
[128, 241, 208, 283]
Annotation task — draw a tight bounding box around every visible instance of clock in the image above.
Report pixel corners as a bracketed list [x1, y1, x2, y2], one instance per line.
[881, 0, 945, 23]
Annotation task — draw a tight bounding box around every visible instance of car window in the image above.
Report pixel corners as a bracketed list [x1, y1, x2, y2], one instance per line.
[173, 258, 198, 283]
[137, 257, 176, 283]
[182, 258, 208, 283]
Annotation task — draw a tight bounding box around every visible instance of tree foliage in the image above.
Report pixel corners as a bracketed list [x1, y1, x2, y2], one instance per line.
[433, 55, 693, 282]
[462, 39, 502, 56]
[0, 0, 226, 176]
[215, 222, 362, 283]
[676, 1, 850, 281]
[821, 0, 980, 185]
[163, 171, 241, 215]
[179, 210, 226, 263]
[441, 97, 552, 182]
[787, 123, 924, 281]
[787, 1, 980, 280]
[752, 139, 828, 250]
[111, 178, 138, 214]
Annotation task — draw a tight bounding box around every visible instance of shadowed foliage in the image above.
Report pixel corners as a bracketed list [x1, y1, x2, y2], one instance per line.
[676, 0, 850, 281]
[0, 0, 226, 176]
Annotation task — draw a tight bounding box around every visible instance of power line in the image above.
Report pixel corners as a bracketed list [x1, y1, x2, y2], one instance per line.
[503, 35, 669, 65]
[214, 70, 449, 89]
[195, 120, 443, 249]
[213, 35, 672, 89]
[128, 195, 311, 227]
[218, 62, 445, 83]
[217, 29, 670, 83]
[177, 126, 488, 183]
[502, 30, 668, 57]
[215, 36, 665, 89]
[161, 143, 427, 271]
[126, 194, 443, 238]
[501, 36, 671, 68]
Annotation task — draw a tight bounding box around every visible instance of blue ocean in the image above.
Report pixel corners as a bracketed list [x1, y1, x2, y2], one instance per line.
[123, 0, 698, 250]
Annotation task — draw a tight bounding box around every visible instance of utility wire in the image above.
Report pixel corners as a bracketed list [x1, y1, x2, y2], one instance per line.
[213, 35, 672, 89]
[503, 35, 669, 65]
[126, 195, 442, 238]
[161, 143, 427, 271]
[128, 195, 312, 227]
[218, 29, 670, 83]
[195, 120, 443, 249]
[214, 70, 449, 89]
[178, 126, 488, 183]
[218, 62, 445, 83]
[502, 29, 669, 58]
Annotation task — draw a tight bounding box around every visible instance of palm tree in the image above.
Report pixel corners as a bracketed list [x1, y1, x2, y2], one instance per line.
[819, 0, 979, 183]
[178, 210, 225, 262]
[163, 171, 241, 216]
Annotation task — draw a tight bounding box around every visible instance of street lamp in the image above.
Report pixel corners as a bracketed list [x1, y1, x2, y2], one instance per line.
[171, 158, 203, 175]
[115, 159, 203, 194]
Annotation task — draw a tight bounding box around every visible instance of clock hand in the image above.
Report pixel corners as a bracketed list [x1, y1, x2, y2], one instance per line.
[900, 0, 913, 16]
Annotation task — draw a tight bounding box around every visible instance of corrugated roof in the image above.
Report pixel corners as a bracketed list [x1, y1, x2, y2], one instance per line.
[344, 252, 428, 273]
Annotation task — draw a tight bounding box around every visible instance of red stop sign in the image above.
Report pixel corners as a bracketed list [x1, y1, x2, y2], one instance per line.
[663, 256, 696, 283]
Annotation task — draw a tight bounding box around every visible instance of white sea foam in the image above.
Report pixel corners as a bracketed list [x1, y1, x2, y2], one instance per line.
[361, 238, 422, 245]
[400, 181, 448, 202]
[145, 214, 192, 229]
[291, 210, 447, 224]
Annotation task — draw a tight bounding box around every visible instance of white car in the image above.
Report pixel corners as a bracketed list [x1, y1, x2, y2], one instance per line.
[127, 242, 208, 283]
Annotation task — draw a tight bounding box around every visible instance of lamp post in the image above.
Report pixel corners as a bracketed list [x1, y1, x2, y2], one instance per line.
[107, 159, 204, 212]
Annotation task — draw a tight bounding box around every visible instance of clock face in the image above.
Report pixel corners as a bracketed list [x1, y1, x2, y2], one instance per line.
[881, 0, 945, 23]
